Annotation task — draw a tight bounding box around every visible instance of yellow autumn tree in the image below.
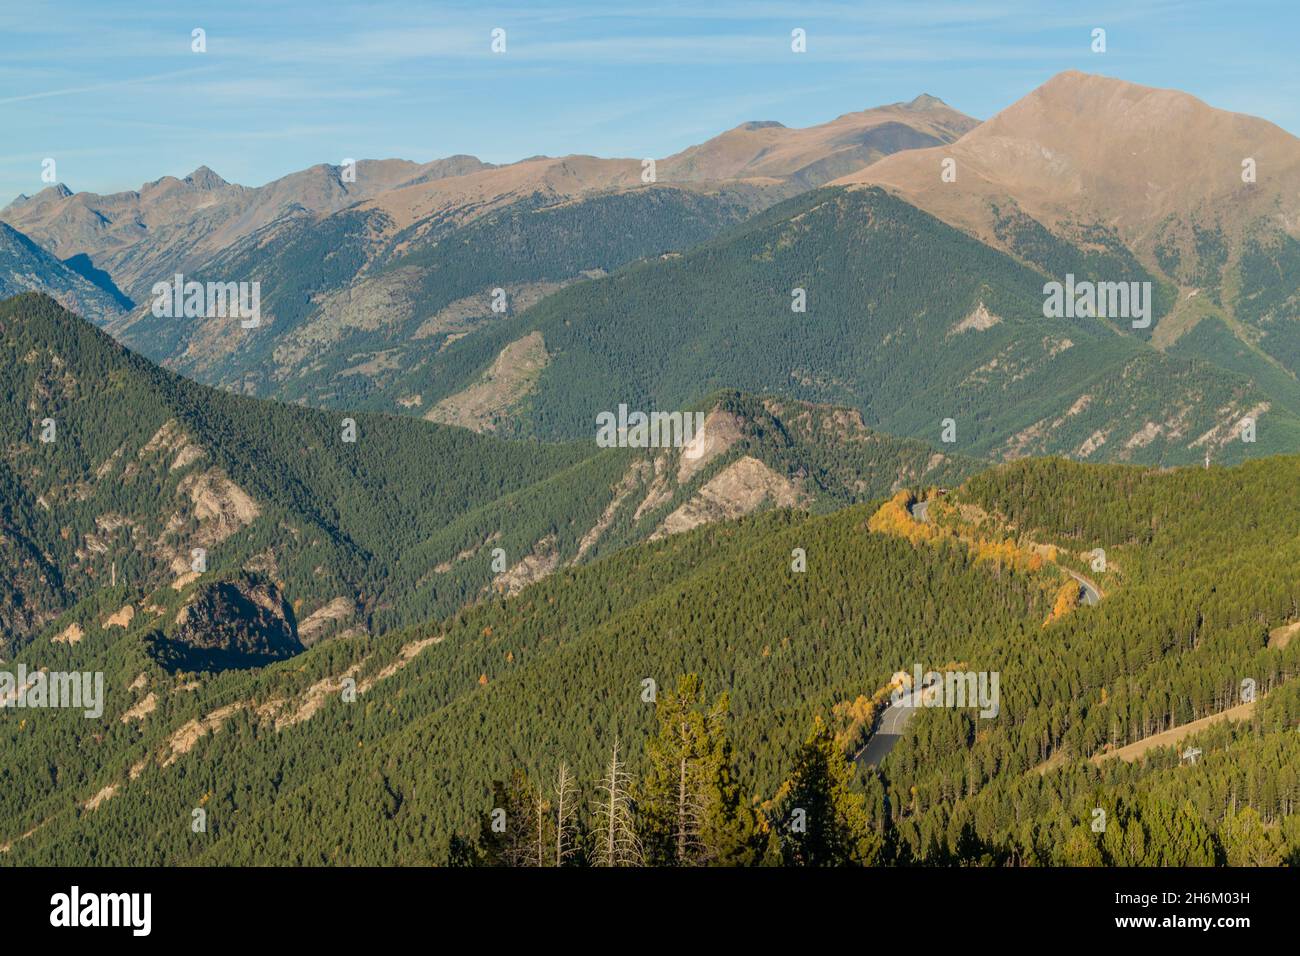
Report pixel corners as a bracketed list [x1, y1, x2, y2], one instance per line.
[1043, 579, 1082, 627]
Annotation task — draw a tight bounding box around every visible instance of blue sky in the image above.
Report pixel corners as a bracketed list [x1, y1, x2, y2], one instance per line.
[3, 0, 1298, 203]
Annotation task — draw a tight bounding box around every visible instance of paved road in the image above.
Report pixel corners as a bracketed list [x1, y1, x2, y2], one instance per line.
[1064, 568, 1102, 606]
[854, 497, 1102, 768]
[854, 681, 937, 768]
[911, 494, 1101, 605]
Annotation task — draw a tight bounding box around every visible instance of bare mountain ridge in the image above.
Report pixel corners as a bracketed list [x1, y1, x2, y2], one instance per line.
[661, 93, 979, 186]
[1, 96, 978, 307]
[0, 155, 492, 301]
[348, 94, 980, 251]
[836, 71, 1300, 281]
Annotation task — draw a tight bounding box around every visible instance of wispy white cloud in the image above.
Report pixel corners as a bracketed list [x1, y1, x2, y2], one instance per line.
[0, 67, 215, 105]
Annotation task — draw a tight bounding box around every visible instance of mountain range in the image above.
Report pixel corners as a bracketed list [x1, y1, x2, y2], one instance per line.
[4, 291, 1298, 864]
[3, 69, 1300, 869]
[0, 293, 974, 654]
[1, 94, 977, 406]
[5, 72, 1296, 467]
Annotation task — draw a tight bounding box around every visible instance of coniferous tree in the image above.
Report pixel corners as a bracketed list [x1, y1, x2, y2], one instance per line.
[638, 675, 763, 866]
[1219, 807, 1281, 866]
[477, 770, 538, 866]
[774, 718, 881, 866]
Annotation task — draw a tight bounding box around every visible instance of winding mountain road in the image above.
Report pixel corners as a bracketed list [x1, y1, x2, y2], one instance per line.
[855, 496, 1102, 768]
[1064, 568, 1102, 606]
[854, 680, 936, 768]
[911, 496, 1101, 604]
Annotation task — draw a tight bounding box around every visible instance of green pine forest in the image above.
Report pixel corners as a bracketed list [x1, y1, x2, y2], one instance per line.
[3, 290, 1299, 866]
[116, 184, 771, 406]
[6, 59, 1300, 874]
[319, 187, 1300, 465]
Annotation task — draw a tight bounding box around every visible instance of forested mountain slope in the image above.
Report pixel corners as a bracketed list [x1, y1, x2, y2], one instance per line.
[111, 184, 771, 406]
[0, 293, 593, 651]
[0, 293, 972, 653]
[4, 439, 1297, 865]
[0, 222, 126, 325]
[389, 186, 1299, 465]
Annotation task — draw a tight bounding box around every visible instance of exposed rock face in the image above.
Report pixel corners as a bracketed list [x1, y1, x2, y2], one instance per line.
[103, 605, 135, 630]
[653, 456, 806, 539]
[425, 331, 550, 432]
[296, 597, 356, 647]
[120, 692, 157, 724]
[52, 622, 84, 645]
[492, 535, 560, 596]
[154, 577, 301, 672]
[574, 460, 651, 562]
[949, 302, 1002, 335]
[676, 408, 744, 484]
[177, 469, 261, 545]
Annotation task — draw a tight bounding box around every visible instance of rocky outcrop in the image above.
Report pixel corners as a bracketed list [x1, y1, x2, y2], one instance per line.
[296, 597, 357, 646]
[153, 576, 301, 672]
[425, 332, 549, 432]
[653, 456, 806, 539]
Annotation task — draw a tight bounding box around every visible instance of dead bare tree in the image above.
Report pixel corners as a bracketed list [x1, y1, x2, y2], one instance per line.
[553, 761, 578, 866]
[525, 790, 551, 867]
[596, 736, 643, 867]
